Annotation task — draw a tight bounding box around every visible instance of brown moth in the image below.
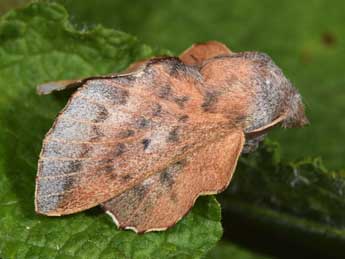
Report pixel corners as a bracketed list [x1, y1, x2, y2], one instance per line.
[35, 41, 308, 233]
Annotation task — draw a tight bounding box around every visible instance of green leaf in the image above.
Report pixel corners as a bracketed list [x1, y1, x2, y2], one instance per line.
[0, 2, 222, 258]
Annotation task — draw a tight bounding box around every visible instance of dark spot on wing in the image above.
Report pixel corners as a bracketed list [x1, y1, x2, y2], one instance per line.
[152, 103, 162, 116]
[100, 158, 114, 166]
[118, 129, 135, 138]
[90, 125, 105, 141]
[158, 85, 189, 108]
[177, 159, 187, 167]
[167, 127, 180, 142]
[142, 138, 151, 150]
[116, 75, 137, 85]
[121, 174, 133, 182]
[66, 160, 82, 174]
[160, 169, 174, 187]
[114, 143, 126, 156]
[114, 88, 129, 104]
[97, 159, 114, 174]
[136, 117, 151, 129]
[202, 91, 218, 111]
[108, 170, 118, 180]
[102, 85, 128, 103]
[145, 56, 202, 81]
[158, 84, 171, 99]
[133, 185, 147, 201]
[162, 57, 186, 76]
[103, 165, 115, 174]
[61, 175, 75, 192]
[174, 96, 189, 108]
[90, 159, 115, 174]
[178, 115, 189, 122]
[159, 161, 185, 188]
[93, 105, 109, 123]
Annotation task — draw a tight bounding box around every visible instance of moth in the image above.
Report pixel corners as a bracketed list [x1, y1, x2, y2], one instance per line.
[35, 41, 308, 233]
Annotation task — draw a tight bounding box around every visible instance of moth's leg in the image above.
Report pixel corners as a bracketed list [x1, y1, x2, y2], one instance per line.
[179, 41, 232, 65]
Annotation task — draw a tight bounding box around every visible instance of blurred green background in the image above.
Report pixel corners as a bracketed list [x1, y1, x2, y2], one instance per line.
[1, 0, 344, 258]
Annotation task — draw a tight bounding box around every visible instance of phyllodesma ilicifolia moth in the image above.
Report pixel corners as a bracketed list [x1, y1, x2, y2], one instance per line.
[35, 41, 308, 233]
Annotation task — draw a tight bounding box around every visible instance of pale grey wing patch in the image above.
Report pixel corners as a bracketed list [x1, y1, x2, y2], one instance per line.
[62, 96, 109, 123]
[37, 176, 74, 195]
[38, 159, 83, 177]
[38, 145, 137, 177]
[79, 80, 129, 106]
[37, 127, 170, 214]
[47, 102, 141, 143]
[36, 158, 122, 214]
[48, 118, 105, 142]
[46, 116, 138, 143]
[41, 140, 131, 160]
[41, 141, 92, 159]
[36, 194, 64, 213]
[36, 122, 191, 215]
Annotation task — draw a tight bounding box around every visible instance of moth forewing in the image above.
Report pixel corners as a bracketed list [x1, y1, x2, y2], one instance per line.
[35, 53, 239, 218]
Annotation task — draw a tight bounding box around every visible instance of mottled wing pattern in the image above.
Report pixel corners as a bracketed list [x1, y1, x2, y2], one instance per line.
[35, 57, 242, 217]
[103, 130, 244, 233]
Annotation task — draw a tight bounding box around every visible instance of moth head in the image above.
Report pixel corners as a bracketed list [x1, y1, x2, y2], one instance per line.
[242, 52, 309, 153]
[281, 88, 309, 128]
[246, 51, 309, 130]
